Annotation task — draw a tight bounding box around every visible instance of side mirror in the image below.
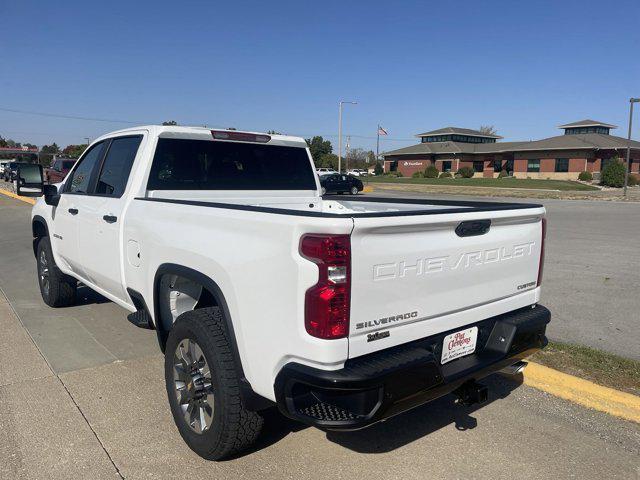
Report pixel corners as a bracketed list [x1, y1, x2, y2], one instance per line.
[16, 164, 44, 197]
[43, 184, 60, 206]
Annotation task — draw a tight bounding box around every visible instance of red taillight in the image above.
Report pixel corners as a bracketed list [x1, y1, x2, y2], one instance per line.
[211, 130, 271, 143]
[300, 234, 351, 339]
[537, 218, 546, 286]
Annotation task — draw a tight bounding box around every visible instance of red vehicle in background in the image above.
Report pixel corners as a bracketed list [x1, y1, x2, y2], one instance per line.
[44, 158, 76, 184]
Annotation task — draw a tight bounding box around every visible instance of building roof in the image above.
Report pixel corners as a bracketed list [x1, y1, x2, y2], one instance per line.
[383, 134, 640, 157]
[557, 119, 617, 129]
[415, 126, 503, 139]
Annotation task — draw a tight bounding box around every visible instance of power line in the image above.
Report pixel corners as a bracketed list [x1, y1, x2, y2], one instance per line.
[0, 107, 144, 124]
[0, 106, 418, 143]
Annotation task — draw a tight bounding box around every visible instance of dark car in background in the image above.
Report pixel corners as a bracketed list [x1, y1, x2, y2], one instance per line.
[319, 173, 363, 195]
[44, 158, 77, 184]
[3, 161, 19, 182]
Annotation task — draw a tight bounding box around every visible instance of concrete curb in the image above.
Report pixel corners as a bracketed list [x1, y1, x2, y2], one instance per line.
[0, 187, 36, 205]
[522, 361, 640, 424]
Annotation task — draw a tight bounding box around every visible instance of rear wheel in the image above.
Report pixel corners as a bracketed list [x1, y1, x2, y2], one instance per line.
[36, 237, 76, 307]
[165, 307, 263, 460]
[350, 186, 358, 195]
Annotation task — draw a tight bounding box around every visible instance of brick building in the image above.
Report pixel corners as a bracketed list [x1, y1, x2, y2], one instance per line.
[383, 120, 640, 179]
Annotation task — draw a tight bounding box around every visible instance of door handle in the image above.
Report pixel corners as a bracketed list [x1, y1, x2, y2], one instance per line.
[103, 215, 117, 224]
[68, 208, 78, 215]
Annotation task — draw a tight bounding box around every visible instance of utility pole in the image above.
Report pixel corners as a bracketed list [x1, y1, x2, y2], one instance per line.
[345, 135, 351, 172]
[84, 137, 90, 145]
[338, 100, 357, 173]
[624, 98, 640, 197]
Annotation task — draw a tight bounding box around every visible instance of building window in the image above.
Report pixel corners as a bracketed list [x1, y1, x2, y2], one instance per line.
[527, 159, 540, 173]
[473, 161, 484, 173]
[555, 158, 569, 172]
[442, 161, 452, 172]
[493, 159, 503, 172]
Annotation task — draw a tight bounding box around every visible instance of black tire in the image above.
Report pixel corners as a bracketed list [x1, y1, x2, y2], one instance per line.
[350, 186, 358, 195]
[165, 307, 263, 460]
[36, 237, 76, 307]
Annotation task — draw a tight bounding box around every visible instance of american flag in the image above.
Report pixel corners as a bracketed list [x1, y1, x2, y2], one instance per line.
[378, 126, 388, 136]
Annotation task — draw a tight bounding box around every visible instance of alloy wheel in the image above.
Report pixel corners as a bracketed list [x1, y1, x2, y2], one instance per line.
[173, 338, 215, 434]
[39, 250, 50, 298]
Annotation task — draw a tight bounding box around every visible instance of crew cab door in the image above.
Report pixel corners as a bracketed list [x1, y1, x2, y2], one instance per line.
[53, 141, 107, 275]
[76, 135, 143, 302]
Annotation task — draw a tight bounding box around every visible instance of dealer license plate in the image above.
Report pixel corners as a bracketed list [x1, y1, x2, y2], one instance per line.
[441, 327, 478, 364]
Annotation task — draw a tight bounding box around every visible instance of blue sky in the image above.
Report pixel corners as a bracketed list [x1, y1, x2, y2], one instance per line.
[1, 0, 639, 152]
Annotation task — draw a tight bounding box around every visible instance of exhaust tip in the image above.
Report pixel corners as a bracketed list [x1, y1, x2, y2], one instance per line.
[500, 361, 528, 376]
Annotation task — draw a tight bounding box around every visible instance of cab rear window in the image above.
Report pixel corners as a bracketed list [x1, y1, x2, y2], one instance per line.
[147, 138, 316, 190]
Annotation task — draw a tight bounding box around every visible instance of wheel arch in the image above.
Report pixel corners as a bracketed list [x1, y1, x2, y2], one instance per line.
[32, 215, 49, 257]
[152, 263, 272, 411]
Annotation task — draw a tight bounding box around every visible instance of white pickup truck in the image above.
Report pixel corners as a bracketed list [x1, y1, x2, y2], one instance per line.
[18, 125, 550, 460]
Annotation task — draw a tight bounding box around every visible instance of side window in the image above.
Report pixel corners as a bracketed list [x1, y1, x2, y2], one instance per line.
[67, 142, 105, 194]
[95, 136, 142, 197]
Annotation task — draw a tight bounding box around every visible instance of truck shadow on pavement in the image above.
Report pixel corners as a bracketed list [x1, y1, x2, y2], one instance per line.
[75, 284, 110, 306]
[243, 374, 523, 457]
[326, 374, 523, 453]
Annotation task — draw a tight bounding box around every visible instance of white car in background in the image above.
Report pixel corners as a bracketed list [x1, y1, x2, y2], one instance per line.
[316, 167, 336, 175]
[347, 169, 367, 176]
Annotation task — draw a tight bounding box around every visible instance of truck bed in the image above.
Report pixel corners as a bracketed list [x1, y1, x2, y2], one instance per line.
[144, 191, 542, 217]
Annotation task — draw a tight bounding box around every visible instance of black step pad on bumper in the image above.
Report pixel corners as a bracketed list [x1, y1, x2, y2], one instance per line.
[274, 305, 550, 430]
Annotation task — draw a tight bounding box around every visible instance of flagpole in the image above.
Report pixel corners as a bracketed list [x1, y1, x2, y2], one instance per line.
[376, 123, 380, 161]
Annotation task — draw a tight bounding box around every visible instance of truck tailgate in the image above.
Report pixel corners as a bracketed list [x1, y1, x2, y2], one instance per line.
[348, 207, 545, 358]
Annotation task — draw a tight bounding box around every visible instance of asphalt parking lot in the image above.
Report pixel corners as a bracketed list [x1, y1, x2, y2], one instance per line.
[0, 193, 639, 479]
[367, 188, 640, 360]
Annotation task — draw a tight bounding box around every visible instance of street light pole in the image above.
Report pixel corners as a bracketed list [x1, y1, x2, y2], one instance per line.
[338, 100, 357, 173]
[624, 98, 640, 197]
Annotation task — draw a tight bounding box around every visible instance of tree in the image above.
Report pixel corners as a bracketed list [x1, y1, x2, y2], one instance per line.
[162, 120, 178, 126]
[0, 136, 6, 148]
[479, 125, 498, 136]
[39, 143, 61, 167]
[374, 162, 384, 175]
[345, 148, 369, 169]
[317, 153, 338, 170]
[62, 144, 87, 158]
[305, 136, 333, 163]
[601, 159, 626, 188]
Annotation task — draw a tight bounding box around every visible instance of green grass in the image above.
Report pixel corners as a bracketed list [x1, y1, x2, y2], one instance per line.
[531, 341, 640, 396]
[367, 176, 600, 191]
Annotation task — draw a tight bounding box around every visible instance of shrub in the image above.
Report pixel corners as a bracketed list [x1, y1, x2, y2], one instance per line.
[497, 169, 509, 178]
[439, 172, 452, 178]
[628, 174, 639, 187]
[374, 162, 383, 176]
[578, 171, 593, 182]
[424, 165, 439, 178]
[412, 171, 424, 178]
[456, 166, 475, 178]
[396, 171, 403, 178]
[601, 160, 626, 187]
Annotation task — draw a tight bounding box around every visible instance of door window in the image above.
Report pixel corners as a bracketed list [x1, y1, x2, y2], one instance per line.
[555, 158, 569, 172]
[95, 136, 142, 197]
[67, 142, 105, 194]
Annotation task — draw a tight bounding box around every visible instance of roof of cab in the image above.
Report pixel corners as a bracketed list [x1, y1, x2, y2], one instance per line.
[93, 125, 308, 148]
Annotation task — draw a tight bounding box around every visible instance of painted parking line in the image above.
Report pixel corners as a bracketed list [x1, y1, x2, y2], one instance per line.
[0, 187, 36, 205]
[522, 361, 640, 424]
